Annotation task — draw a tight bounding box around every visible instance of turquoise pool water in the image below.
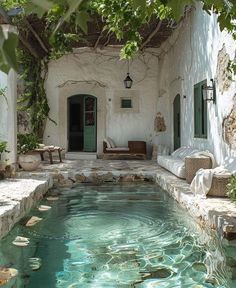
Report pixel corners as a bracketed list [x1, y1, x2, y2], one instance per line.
[0, 183, 233, 287]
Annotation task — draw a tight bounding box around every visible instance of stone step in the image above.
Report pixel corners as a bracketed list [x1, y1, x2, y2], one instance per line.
[65, 152, 97, 160]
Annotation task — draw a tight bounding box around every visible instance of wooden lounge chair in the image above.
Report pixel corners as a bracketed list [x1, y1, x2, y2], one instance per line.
[103, 139, 147, 159]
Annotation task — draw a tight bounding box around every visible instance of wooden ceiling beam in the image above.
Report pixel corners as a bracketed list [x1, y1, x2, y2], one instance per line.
[25, 19, 49, 54]
[0, 7, 40, 59]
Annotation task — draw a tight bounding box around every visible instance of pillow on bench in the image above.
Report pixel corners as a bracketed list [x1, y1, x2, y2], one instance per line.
[107, 137, 116, 148]
[104, 138, 111, 148]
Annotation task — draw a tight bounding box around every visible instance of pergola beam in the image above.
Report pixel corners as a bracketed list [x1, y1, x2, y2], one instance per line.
[24, 19, 49, 54]
[0, 7, 40, 59]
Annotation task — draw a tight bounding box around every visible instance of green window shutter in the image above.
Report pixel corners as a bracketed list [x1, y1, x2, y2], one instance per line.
[201, 83, 207, 138]
[194, 80, 207, 139]
[194, 85, 200, 137]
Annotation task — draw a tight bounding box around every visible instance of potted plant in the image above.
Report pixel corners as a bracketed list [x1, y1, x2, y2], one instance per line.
[17, 133, 41, 171]
[0, 141, 9, 161]
[0, 141, 10, 179]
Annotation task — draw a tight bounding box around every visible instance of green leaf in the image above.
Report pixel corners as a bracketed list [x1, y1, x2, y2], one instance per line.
[0, 28, 18, 73]
[64, 0, 83, 21]
[2, 33, 18, 72]
[130, 0, 146, 9]
[75, 11, 90, 34]
[31, 0, 53, 11]
[167, 0, 194, 20]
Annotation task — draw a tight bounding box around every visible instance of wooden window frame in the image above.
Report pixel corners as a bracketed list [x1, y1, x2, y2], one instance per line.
[121, 98, 132, 109]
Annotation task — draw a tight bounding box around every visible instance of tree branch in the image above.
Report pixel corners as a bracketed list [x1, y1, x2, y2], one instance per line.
[140, 20, 162, 50]
[93, 31, 103, 50]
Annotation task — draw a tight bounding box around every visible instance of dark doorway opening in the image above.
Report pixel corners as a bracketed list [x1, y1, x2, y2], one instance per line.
[68, 95, 97, 152]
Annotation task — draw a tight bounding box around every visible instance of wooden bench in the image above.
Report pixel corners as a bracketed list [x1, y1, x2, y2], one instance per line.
[34, 146, 64, 164]
[103, 141, 147, 159]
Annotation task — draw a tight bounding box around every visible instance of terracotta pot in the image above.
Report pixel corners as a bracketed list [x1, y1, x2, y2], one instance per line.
[18, 154, 41, 171]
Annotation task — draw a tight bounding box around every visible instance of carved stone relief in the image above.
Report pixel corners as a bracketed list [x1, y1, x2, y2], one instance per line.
[223, 95, 236, 150]
[154, 112, 166, 132]
[216, 45, 232, 93]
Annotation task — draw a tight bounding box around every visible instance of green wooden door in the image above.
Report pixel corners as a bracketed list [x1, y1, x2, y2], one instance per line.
[173, 94, 181, 150]
[83, 96, 97, 152]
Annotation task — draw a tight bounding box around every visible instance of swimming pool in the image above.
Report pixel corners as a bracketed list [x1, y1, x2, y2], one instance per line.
[0, 183, 233, 287]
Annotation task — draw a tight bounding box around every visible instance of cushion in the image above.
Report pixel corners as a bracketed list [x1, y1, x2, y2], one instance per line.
[104, 138, 111, 148]
[157, 155, 186, 178]
[107, 137, 116, 148]
[171, 146, 199, 160]
[106, 147, 130, 152]
[158, 144, 170, 156]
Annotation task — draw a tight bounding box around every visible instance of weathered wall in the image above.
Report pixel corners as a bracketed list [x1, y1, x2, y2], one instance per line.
[0, 69, 17, 165]
[0, 25, 17, 165]
[156, 3, 236, 164]
[44, 48, 159, 155]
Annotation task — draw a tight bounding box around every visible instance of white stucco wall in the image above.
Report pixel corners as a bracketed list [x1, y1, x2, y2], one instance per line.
[0, 25, 17, 165]
[156, 3, 236, 164]
[44, 48, 159, 155]
[0, 69, 17, 164]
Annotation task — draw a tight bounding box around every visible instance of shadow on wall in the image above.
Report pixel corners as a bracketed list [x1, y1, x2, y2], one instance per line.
[175, 5, 229, 163]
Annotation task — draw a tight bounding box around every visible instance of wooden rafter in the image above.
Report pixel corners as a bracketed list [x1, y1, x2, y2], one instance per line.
[25, 19, 49, 54]
[0, 7, 40, 59]
[140, 20, 162, 50]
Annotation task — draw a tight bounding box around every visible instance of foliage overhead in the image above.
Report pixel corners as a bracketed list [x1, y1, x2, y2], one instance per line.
[0, 0, 235, 136]
[0, 0, 235, 71]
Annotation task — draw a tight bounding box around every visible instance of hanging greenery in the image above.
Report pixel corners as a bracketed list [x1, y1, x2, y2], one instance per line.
[17, 50, 50, 139]
[1, 0, 236, 138]
[226, 175, 236, 202]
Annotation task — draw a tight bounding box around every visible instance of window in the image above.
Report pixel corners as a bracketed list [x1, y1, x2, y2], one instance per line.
[194, 80, 207, 138]
[121, 98, 132, 108]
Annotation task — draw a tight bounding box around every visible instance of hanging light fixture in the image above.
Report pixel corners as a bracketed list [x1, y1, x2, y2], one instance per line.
[202, 78, 216, 104]
[124, 60, 133, 89]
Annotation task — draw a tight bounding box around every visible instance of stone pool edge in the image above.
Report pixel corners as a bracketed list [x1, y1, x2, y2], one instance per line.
[0, 176, 53, 239]
[1, 160, 236, 245]
[155, 169, 236, 245]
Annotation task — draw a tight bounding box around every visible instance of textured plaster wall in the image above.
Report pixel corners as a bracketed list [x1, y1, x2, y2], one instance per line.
[0, 69, 17, 164]
[0, 25, 17, 165]
[44, 48, 159, 155]
[156, 3, 236, 164]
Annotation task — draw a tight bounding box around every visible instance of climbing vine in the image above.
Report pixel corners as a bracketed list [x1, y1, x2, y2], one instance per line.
[17, 51, 49, 139]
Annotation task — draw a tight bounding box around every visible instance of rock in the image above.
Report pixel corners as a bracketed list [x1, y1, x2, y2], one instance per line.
[26, 216, 42, 227]
[0, 267, 18, 282]
[46, 196, 59, 201]
[0, 279, 7, 286]
[75, 174, 87, 182]
[12, 236, 30, 247]
[38, 205, 51, 211]
[141, 268, 173, 279]
[192, 262, 207, 273]
[29, 258, 42, 271]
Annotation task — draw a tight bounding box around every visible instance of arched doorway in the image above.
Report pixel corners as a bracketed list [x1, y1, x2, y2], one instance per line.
[68, 95, 97, 152]
[173, 94, 181, 150]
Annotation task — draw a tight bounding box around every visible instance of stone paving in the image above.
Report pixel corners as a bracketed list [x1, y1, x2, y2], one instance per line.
[1, 159, 236, 245]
